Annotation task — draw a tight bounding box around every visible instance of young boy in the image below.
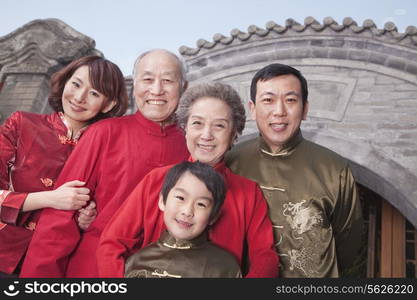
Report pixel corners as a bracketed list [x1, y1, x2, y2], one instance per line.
[124, 161, 242, 278]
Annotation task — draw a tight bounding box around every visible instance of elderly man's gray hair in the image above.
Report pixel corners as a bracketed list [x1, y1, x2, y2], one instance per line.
[132, 49, 187, 93]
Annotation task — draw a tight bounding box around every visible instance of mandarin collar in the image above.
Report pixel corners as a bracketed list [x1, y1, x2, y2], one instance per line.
[259, 130, 303, 157]
[134, 110, 180, 137]
[51, 112, 88, 142]
[159, 230, 208, 249]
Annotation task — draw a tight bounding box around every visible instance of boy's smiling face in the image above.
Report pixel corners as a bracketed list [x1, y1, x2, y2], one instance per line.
[159, 171, 214, 241]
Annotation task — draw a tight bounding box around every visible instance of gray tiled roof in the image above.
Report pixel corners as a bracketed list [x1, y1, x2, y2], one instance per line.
[179, 17, 417, 56]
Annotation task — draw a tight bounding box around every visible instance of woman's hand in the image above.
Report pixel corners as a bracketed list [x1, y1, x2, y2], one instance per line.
[49, 180, 90, 210]
[23, 180, 90, 212]
[77, 201, 97, 230]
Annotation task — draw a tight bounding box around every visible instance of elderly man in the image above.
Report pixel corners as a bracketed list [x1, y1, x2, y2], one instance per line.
[226, 63, 363, 277]
[21, 49, 190, 277]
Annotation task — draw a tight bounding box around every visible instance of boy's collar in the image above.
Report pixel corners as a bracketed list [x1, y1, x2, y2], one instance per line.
[159, 230, 208, 249]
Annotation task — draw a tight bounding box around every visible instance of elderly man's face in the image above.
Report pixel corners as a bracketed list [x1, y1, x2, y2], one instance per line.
[250, 74, 308, 152]
[133, 51, 182, 124]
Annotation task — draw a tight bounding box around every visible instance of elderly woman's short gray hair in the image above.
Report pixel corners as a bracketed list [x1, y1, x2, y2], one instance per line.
[177, 82, 246, 137]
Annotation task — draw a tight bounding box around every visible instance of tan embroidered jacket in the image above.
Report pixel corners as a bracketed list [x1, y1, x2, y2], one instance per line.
[226, 131, 363, 278]
[125, 230, 242, 278]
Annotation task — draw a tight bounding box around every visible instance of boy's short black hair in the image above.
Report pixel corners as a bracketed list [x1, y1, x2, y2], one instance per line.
[250, 63, 308, 105]
[161, 161, 226, 221]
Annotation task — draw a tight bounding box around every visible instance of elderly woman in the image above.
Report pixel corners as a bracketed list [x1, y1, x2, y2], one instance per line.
[97, 82, 278, 278]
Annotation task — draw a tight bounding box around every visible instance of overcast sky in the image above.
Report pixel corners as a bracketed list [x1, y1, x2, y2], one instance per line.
[1, 0, 416, 76]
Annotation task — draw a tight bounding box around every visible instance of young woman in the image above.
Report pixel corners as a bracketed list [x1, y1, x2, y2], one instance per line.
[0, 55, 128, 276]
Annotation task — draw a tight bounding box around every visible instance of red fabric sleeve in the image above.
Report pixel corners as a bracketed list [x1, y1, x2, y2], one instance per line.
[96, 174, 150, 278]
[0, 192, 29, 225]
[244, 185, 279, 278]
[0, 112, 19, 191]
[0, 112, 30, 222]
[20, 125, 104, 278]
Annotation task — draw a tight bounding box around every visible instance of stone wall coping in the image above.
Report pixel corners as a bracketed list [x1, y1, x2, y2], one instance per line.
[179, 17, 417, 57]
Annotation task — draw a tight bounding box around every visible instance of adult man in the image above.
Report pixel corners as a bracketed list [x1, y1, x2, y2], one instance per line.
[21, 49, 190, 277]
[226, 63, 363, 277]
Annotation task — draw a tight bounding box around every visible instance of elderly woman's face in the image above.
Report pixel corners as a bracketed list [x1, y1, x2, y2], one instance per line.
[185, 97, 234, 166]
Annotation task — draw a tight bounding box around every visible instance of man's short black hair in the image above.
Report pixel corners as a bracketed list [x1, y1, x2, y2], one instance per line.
[250, 63, 308, 104]
[161, 161, 226, 221]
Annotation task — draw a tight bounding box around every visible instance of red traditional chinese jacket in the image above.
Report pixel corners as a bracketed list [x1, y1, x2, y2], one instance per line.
[97, 159, 279, 278]
[0, 111, 82, 274]
[20, 111, 189, 278]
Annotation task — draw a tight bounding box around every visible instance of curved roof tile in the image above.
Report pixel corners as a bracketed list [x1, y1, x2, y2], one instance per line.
[179, 16, 417, 56]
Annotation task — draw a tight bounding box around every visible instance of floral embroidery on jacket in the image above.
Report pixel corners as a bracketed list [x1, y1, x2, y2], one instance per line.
[25, 222, 36, 231]
[58, 112, 87, 143]
[58, 134, 77, 146]
[40, 178, 54, 188]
